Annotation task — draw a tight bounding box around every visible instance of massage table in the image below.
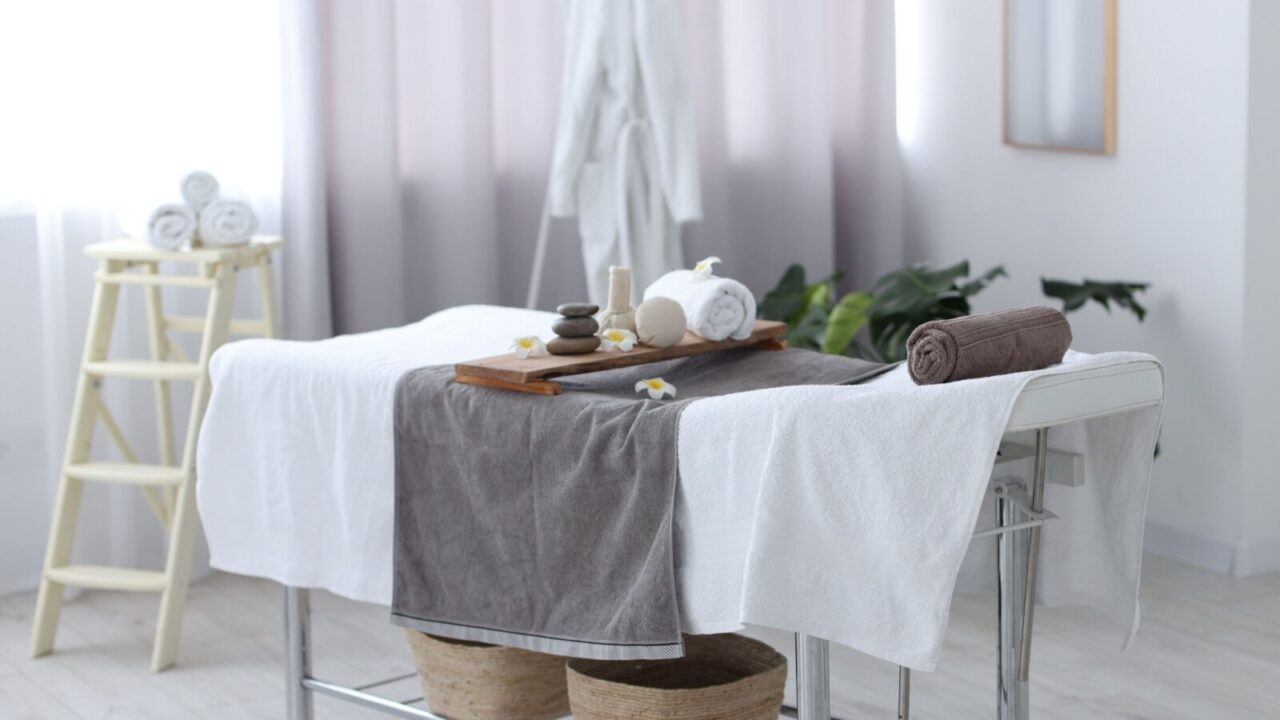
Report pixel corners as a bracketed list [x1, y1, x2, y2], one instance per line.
[195, 306, 1163, 720]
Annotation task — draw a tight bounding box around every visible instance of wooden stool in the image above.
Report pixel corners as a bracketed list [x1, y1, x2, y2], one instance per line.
[29, 236, 284, 671]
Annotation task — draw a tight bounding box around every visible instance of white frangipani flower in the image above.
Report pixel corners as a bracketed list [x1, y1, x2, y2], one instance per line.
[635, 377, 677, 400]
[600, 327, 637, 352]
[692, 256, 722, 281]
[510, 336, 548, 359]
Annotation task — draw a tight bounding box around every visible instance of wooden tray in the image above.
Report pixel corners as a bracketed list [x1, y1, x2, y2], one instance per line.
[455, 320, 787, 395]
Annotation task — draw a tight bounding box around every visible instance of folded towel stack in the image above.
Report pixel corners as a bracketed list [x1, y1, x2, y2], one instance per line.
[906, 306, 1072, 385]
[643, 269, 757, 341]
[146, 204, 198, 250]
[143, 171, 258, 249]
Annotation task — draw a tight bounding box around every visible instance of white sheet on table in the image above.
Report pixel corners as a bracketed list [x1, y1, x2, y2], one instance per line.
[950, 408, 1161, 633]
[197, 307, 1161, 671]
[674, 351, 1161, 670]
[197, 306, 557, 604]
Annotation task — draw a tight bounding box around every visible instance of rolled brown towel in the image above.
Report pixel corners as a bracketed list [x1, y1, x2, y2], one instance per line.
[906, 307, 1072, 385]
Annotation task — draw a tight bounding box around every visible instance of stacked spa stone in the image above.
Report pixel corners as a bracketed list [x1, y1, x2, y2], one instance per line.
[548, 303, 601, 355]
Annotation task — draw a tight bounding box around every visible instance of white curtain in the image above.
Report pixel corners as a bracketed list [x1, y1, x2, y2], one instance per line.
[0, 0, 893, 595]
[310, 0, 881, 333]
[0, 1, 289, 594]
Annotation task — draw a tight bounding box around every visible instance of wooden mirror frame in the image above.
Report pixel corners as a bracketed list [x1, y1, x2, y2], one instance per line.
[1002, 0, 1117, 155]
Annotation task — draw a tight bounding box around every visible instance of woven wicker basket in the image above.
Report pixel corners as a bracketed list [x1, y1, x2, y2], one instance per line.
[566, 634, 787, 720]
[404, 631, 569, 720]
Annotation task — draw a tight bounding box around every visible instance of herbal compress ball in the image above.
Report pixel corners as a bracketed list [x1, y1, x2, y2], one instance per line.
[635, 296, 687, 347]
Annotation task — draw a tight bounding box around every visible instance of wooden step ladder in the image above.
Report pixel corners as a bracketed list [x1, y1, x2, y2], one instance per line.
[29, 236, 284, 671]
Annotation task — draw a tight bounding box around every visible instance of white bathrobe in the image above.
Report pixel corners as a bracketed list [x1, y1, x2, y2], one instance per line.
[549, 0, 702, 307]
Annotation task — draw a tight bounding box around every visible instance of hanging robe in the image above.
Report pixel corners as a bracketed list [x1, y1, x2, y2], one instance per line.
[548, 0, 702, 307]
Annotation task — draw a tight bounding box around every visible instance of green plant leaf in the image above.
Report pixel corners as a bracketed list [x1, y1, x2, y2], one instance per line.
[870, 260, 973, 318]
[917, 260, 973, 292]
[870, 316, 916, 364]
[786, 301, 829, 351]
[874, 260, 971, 296]
[804, 281, 831, 313]
[758, 264, 807, 321]
[766, 259, 1011, 362]
[816, 269, 846, 287]
[868, 312, 908, 363]
[1040, 279, 1091, 311]
[866, 259, 1005, 362]
[936, 294, 971, 318]
[781, 279, 830, 338]
[959, 265, 1007, 297]
[1041, 278, 1149, 321]
[822, 291, 874, 355]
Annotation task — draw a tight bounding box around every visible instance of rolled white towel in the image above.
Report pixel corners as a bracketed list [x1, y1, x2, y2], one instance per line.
[146, 204, 198, 250]
[198, 199, 258, 246]
[181, 171, 220, 211]
[643, 269, 757, 341]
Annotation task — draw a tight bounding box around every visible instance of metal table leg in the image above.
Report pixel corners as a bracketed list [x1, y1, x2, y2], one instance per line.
[283, 584, 445, 719]
[898, 666, 911, 719]
[1019, 429, 1049, 682]
[795, 633, 831, 720]
[285, 586, 314, 720]
[996, 483, 1028, 720]
[996, 427, 1047, 720]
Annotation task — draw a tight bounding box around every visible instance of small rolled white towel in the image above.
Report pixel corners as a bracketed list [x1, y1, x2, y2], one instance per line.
[643, 270, 757, 341]
[198, 199, 257, 246]
[146, 204, 198, 250]
[181, 171, 220, 211]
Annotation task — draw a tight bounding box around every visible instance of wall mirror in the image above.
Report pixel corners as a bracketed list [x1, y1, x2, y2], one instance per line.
[1004, 0, 1117, 154]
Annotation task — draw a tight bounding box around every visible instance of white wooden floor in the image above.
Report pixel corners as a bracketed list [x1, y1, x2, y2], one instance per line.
[0, 555, 1276, 719]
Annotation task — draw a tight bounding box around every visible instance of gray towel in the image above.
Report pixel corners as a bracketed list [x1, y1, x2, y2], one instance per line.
[906, 306, 1072, 385]
[391, 349, 889, 660]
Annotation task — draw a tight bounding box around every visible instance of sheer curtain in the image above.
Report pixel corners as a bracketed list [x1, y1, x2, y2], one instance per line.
[0, 1, 287, 593]
[0, 0, 896, 595]
[305, 0, 890, 334]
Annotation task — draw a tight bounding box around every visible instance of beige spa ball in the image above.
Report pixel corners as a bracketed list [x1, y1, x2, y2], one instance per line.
[635, 297, 687, 348]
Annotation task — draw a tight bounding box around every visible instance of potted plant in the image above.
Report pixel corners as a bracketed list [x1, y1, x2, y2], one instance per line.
[758, 261, 1147, 362]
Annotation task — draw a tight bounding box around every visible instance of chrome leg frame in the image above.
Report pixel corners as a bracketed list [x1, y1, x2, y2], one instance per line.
[898, 666, 911, 719]
[1019, 429, 1049, 683]
[996, 427, 1047, 720]
[285, 586, 314, 720]
[284, 585, 443, 720]
[795, 633, 831, 720]
[996, 480, 1028, 719]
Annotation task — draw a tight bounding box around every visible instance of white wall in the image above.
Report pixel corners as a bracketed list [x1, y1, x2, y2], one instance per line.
[887, 0, 1276, 573]
[1241, 0, 1280, 574]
